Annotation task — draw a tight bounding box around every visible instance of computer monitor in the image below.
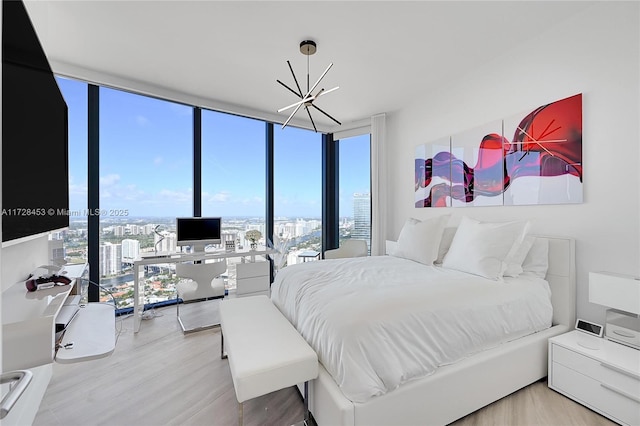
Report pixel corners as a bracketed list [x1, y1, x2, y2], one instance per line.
[176, 217, 222, 252]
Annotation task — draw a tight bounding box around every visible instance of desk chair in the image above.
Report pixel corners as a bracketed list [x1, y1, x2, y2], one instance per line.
[324, 239, 368, 259]
[176, 259, 227, 333]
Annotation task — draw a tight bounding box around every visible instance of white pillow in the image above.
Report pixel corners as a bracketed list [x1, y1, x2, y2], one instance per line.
[390, 215, 450, 265]
[442, 217, 530, 280]
[435, 227, 457, 265]
[503, 235, 536, 277]
[522, 237, 549, 278]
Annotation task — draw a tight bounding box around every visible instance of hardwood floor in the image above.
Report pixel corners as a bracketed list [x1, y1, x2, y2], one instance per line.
[34, 303, 616, 426]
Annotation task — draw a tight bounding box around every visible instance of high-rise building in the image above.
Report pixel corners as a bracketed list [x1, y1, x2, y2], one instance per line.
[48, 238, 65, 265]
[100, 242, 122, 276]
[121, 239, 140, 262]
[143, 224, 156, 235]
[154, 231, 176, 253]
[114, 225, 125, 237]
[352, 193, 371, 250]
[127, 224, 140, 235]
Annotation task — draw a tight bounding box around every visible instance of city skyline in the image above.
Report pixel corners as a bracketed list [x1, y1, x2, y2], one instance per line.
[58, 77, 370, 219]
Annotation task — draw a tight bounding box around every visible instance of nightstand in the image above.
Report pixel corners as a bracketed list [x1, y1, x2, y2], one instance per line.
[548, 330, 640, 426]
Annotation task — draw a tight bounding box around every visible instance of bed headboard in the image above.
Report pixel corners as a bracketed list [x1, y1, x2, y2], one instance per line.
[538, 235, 576, 328]
[385, 235, 576, 328]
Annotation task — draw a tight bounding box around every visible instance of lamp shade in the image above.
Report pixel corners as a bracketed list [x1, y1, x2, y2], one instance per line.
[589, 271, 640, 315]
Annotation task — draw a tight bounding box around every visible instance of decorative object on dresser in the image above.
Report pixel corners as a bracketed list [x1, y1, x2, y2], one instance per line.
[245, 229, 262, 251]
[589, 271, 640, 349]
[548, 331, 640, 426]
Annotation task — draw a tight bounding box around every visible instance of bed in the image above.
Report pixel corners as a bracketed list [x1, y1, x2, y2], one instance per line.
[271, 226, 575, 426]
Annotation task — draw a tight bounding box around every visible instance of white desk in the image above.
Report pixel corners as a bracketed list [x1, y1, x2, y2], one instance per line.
[2, 268, 114, 371]
[132, 247, 277, 332]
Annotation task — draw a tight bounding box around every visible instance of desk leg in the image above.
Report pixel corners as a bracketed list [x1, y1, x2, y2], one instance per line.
[133, 263, 142, 333]
[238, 401, 243, 426]
[304, 381, 310, 425]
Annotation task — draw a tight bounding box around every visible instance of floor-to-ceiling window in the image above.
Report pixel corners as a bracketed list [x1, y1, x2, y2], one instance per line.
[202, 110, 266, 289]
[274, 125, 323, 266]
[99, 87, 193, 309]
[338, 133, 371, 252]
[56, 77, 89, 265]
[58, 76, 356, 307]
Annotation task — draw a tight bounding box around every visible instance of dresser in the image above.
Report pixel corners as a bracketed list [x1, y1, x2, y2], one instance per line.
[548, 331, 640, 426]
[235, 260, 270, 297]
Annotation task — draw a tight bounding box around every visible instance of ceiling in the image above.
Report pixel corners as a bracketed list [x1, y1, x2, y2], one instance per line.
[25, 1, 595, 132]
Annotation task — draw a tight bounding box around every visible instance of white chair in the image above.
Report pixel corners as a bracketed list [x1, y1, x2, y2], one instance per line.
[176, 259, 227, 333]
[324, 239, 368, 259]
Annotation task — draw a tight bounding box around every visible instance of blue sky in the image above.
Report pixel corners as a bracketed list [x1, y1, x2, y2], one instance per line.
[58, 77, 370, 219]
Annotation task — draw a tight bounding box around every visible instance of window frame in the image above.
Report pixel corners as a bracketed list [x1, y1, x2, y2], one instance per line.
[62, 76, 360, 307]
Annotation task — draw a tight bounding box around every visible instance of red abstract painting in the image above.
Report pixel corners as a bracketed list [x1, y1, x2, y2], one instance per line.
[415, 94, 582, 207]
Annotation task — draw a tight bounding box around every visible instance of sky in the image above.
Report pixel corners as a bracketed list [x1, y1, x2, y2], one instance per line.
[58, 77, 370, 219]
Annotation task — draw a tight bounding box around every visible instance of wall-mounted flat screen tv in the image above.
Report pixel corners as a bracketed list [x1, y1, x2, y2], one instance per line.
[2, 0, 69, 243]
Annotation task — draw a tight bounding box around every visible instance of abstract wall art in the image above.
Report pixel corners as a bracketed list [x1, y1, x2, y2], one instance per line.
[415, 94, 582, 208]
[415, 137, 451, 207]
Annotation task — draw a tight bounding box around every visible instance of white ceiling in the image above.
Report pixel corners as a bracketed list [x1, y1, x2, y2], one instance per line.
[25, 1, 595, 132]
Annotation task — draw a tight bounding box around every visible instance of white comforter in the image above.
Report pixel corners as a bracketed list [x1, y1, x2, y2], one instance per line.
[270, 255, 552, 403]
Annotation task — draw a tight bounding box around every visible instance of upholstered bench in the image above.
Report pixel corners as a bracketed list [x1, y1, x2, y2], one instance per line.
[219, 295, 318, 425]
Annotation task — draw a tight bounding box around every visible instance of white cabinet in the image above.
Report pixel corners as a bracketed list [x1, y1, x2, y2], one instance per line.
[1, 266, 114, 425]
[2, 280, 71, 372]
[236, 260, 270, 297]
[2, 265, 114, 372]
[549, 331, 640, 426]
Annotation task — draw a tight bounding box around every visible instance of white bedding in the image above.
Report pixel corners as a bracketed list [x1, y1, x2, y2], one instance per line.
[270, 255, 553, 403]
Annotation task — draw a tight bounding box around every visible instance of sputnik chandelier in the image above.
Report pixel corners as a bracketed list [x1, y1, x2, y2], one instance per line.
[277, 40, 341, 132]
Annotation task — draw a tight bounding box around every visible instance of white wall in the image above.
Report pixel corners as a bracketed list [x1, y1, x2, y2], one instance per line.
[385, 2, 639, 325]
[1, 235, 50, 292]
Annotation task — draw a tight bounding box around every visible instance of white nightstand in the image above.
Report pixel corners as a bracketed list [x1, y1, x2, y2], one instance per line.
[548, 330, 640, 426]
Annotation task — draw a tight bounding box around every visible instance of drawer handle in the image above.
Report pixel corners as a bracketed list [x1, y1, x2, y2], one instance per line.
[600, 362, 640, 381]
[612, 329, 636, 338]
[0, 370, 33, 419]
[600, 383, 640, 403]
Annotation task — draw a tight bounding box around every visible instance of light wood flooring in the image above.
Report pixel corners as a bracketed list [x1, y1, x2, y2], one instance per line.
[34, 302, 616, 426]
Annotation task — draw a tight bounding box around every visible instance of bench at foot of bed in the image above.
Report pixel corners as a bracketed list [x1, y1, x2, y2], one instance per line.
[219, 295, 318, 425]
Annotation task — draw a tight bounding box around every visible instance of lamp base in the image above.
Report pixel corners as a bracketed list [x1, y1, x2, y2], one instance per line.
[605, 308, 640, 350]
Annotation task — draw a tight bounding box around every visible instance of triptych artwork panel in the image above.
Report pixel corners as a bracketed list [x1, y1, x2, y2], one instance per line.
[415, 94, 582, 208]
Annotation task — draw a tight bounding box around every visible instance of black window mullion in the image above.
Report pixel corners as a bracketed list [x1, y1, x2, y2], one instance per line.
[265, 122, 274, 244]
[322, 133, 339, 256]
[87, 84, 100, 302]
[193, 107, 202, 217]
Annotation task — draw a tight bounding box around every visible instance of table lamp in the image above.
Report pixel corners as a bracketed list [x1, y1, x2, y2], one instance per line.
[589, 271, 640, 349]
